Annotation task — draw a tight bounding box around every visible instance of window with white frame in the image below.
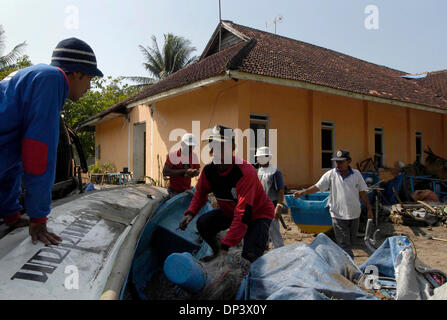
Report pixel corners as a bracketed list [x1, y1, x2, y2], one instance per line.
[321, 121, 335, 169]
[374, 127, 384, 168]
[416, 132, 423, 164]
[249, 114, 269, 164]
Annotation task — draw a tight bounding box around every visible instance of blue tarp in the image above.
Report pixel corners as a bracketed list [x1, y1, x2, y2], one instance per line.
[236, 234, 412, 300]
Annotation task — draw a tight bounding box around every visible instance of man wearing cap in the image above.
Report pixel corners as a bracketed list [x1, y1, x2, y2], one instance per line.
[163, 133, 200, 197]
[179, 125, 274, 263]
[293, 150, 373, 258]
[256, 146, 286, 249]
[0, 38, 103, 245]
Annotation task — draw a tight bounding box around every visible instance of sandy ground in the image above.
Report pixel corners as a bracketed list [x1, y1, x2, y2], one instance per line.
[272, 212, 447, 273]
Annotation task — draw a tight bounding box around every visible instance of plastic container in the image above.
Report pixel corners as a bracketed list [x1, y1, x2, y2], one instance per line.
[163, 252, 208, 293]
[285, 192, 332, 234]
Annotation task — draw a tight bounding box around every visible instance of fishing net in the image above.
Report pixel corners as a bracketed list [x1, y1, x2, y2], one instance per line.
[143, 233, 251, 300]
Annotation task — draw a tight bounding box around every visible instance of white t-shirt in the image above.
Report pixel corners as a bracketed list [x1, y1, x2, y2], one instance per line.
[315, 168, 368, 220]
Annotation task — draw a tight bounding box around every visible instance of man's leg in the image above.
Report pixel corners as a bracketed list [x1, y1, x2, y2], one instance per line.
[196, 209, 232, 254]
[242, 218, 271, 262]
[268, 219, 284, 248]
[332, 218, 354, 258]
[0, 165, 24, 225]
[349, 218, 360, 245]
[167, 188, 179, 198]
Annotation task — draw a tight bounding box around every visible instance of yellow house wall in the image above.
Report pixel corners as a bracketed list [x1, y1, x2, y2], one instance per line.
[237, 81, 312, 186]
[410, 108, 445, 161]
[94, 116, 129, 171]
[95, 79, 447, 188]
[145, 79, 241, 185]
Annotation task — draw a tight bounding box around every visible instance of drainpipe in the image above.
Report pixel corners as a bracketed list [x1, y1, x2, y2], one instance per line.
[127, 114, 131, 170]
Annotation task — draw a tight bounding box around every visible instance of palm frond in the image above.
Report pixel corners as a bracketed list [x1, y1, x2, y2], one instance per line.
[0, 41, 27, 68]
[134, 32, 197, 82]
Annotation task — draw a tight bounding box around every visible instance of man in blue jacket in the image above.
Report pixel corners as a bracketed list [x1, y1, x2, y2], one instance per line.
[0, 38, 103, 245]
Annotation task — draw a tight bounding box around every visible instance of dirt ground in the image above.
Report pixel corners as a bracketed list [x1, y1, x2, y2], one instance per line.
[272, 212, 447, 273]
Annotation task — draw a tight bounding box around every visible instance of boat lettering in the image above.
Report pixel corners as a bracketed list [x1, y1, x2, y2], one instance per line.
[11, 212, 101, 283]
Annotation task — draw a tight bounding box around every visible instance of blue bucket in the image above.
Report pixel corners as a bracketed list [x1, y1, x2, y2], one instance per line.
[163, 252, 208, 293]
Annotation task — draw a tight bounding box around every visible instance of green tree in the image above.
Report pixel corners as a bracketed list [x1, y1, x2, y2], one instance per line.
[127, 33, 198, 88]
[0, 55, 32, 80]
[62, 77, 138, 158]
[0, 25, 27, 72]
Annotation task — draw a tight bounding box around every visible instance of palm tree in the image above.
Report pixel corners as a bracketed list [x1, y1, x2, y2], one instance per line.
[126, 33, 198, 89]
[0, 25, 27, 72]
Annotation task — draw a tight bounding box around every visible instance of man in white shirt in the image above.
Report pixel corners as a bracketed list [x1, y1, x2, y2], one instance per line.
[293, 150, 373, 258]
[256, 146, 285, 249]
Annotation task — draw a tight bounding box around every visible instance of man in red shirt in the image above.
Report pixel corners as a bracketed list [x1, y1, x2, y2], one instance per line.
[163, 133, 200, 197]
[179, 125, 274, 263]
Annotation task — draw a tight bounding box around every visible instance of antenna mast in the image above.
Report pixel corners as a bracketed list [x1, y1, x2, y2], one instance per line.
[265, 15, 283, 34]
[219, 0, 222, 51]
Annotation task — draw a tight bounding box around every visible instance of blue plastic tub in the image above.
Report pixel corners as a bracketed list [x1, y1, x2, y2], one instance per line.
[285, 192, 332, 234]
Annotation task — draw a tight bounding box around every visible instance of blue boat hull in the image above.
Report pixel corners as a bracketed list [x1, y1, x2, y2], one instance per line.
[120, 192, 213, 299]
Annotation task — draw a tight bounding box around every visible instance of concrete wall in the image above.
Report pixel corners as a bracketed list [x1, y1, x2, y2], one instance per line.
[94, 116, 129, 171]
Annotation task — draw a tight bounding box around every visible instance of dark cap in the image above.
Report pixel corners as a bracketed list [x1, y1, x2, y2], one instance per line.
[204, 125, 235, 143]
[50, 38, 103, 77]
[331, 150, 351, 161]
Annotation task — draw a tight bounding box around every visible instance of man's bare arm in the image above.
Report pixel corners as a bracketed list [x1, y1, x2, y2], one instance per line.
[293, 185, 320, 198]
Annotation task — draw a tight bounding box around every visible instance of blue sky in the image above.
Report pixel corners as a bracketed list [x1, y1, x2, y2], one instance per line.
[1, 0, 446, 79]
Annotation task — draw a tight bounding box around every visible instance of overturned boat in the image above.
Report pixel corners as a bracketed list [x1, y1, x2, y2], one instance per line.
[0, 185, 165, 300]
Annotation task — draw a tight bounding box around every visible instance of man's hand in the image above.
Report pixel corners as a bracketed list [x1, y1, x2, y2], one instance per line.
[274, 205, 282, 220]
[179, 213, 194, 230]
[293, 190, 306, 199]
[6, 217, 29, 229]
[185, 168, 199, 177]
[29, 222, 62, 245]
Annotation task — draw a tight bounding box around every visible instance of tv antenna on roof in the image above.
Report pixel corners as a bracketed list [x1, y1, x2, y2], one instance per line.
[266, 15, 283, 34]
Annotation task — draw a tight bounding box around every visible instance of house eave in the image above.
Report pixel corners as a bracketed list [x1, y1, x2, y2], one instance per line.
[228, 70, 447, 114]
[125, 73, 231, 110]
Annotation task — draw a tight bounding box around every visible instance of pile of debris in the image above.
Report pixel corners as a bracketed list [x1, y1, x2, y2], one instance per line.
[390, 201, 447, 227]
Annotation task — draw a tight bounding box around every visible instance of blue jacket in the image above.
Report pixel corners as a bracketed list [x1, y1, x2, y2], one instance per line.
[0, 64, 69, 219]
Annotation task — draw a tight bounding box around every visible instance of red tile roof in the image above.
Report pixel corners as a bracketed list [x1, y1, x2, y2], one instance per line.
[82, 21, 446, 127]
[412, 70, 447, 100]
[229, 22, 447, 110]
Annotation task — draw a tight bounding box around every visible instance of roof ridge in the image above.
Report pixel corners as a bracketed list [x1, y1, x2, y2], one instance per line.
[429, 69, 447, 75]
[226, 38, 257, 70]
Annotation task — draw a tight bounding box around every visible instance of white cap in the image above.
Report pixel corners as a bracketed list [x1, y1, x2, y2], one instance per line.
[255, 146, 273, 158]
[181, 133, 198, 147]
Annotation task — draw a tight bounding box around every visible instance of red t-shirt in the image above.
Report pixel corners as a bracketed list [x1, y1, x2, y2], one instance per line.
[165, 148, 200, 193]
[185, 157, 274, 247]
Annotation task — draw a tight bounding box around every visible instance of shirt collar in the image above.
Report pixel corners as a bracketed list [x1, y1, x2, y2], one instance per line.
[336, 166, 354, 180]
